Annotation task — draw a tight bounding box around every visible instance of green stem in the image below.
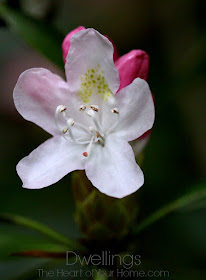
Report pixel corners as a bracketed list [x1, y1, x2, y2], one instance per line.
[0, 213, 82, 250]
[135, 184, 206, 234]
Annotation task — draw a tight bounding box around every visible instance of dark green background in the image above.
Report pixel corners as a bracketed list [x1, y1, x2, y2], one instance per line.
[0, 0, 206, 279]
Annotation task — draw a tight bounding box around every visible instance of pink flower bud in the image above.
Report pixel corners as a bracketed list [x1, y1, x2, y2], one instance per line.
[62, 26, 86, 63]
[104, 35, 119, 62]
[115, 50, 149, 91]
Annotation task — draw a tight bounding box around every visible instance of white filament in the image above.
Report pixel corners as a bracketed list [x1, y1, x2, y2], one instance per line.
[86, 109, 104, 137]
[55, 103, 120, 158]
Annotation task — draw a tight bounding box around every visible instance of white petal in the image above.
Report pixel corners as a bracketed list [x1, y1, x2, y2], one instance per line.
[114, 78, 155, 141]
[65, 28, 120, 105]
[85, 135, 144, 198]
[13, 68, 71, 135]
[17, 136, 86, 189]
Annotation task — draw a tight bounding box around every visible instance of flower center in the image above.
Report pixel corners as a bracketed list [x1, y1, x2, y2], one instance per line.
[55, 104, 119, 158]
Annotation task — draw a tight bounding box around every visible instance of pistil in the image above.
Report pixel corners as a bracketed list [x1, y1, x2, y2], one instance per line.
[83, 136, 95, 157]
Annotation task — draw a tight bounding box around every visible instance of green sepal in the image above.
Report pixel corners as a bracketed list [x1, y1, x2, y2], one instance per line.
[72, 171, 139, 240]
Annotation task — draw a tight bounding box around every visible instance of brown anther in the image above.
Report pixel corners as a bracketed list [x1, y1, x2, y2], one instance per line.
[60, 106, 66, 112]
[111, 108, 119, 114]
[63, 128, 68, 134]
[96, 132, 101, 138]
[79, 105, 86, 111]
[90, 105, 99, 112]
[67, 118, 74, 126]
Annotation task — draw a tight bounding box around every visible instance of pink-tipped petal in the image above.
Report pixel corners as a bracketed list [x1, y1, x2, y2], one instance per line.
[62, 26, 86, 63]
[13, 68, 71, 136]
[115, 50, 149, 91]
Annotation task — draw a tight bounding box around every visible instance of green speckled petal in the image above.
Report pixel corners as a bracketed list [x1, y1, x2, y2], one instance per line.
[79, 65, 112, 103]
[65, 28, 120, 105]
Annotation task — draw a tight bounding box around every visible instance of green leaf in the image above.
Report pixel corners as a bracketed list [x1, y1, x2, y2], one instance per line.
[0, 213, 83, 251]
[135, 180, 206, 234]
[0, 231, 67, 259]
[0, 4, 64, 69]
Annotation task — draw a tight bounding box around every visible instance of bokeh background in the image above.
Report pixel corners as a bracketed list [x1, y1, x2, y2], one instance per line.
[0, 0, 206, 279]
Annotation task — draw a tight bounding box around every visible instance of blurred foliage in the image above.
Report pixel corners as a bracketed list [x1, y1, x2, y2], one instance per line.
[0, 4, 64, 69]
[0, 0, 206, 279]
[0, 213, 79, 248]
[135, 180, 206, 234]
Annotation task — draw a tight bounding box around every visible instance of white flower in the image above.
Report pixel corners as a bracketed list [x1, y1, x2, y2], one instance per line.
[13, 28, 155, 198]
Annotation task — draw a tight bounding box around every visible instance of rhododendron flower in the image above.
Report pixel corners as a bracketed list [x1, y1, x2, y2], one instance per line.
[63, 26, 151, 157]
[14, 28, 155, 198]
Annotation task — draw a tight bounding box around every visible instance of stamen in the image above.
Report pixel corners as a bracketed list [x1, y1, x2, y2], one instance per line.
[63, 128, 68, 134]
[107, 107, 120, 134]
[55, 102, 106, 151]
[111, 107, 119, 114]
[55, 105, 67, 132]
[90, 105, 99, 112]
[67, 118, 74, 126]
[60, 105, 66, 112]
[89, 126, 95, 133]
[89, 126, 99, 142]
[65, 118, 76, 142]
[75, 122, 90, 134]
[63, 118, 92, 144]
[79, 105, 86, 111]
[86, 109, 104, 137]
